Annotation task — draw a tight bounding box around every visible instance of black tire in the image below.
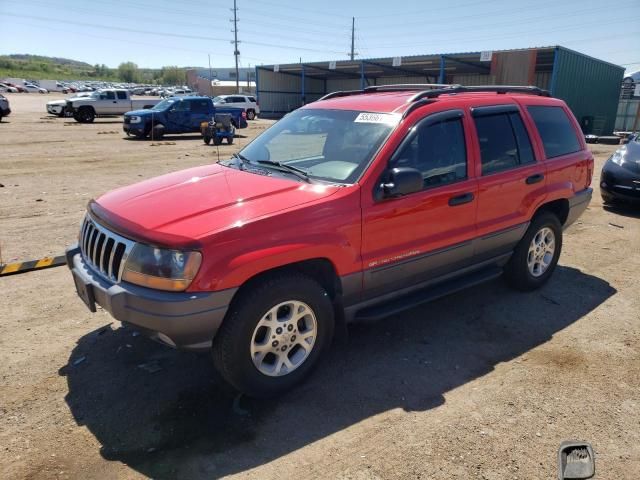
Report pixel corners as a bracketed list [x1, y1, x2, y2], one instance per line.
[151, 123, 165, 140]
[213, 136, 222, 146]
[57, 108, 66, 118]
[504, 212, 563, 291]
[203, 135, 211, 145]
[76, 107, 95, 123]
[601, 191, 617, 205]
[212, 273, 335, 398]
[227, 136, 234, 145]
[134, 129, 149, 139]
[246, 109, 256, 120]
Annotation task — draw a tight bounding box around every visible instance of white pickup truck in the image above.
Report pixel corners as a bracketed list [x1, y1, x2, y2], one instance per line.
[66, 89, 160, 123]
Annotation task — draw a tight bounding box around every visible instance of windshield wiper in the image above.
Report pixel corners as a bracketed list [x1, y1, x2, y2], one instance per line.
[255, 160, 311, 183]
[232, 152, 249, 162]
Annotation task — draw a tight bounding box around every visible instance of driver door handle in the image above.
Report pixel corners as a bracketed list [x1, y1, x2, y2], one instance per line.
[448, 192, 474, 206]
[526, 173, 544, 184]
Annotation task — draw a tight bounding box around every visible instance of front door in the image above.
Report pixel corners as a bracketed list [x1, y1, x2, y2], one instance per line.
[361, 110, 478, 300]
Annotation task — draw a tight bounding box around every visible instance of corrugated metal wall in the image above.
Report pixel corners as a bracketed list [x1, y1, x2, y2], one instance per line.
[452, 74, 494, 86]
[257, 69, 324, 115]
[552, 47, 625, 135]
[615, 99, 640, 131]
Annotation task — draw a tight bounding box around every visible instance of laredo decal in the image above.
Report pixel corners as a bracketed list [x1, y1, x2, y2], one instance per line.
[368, 250, 421, 268]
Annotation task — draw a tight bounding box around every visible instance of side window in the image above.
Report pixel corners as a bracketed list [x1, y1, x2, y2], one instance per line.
[248, 97, 256, 103]
[105, 91, 116, 100]
[116, 91, 127, 100]
[473, 110, 535, 175]
[391, 115, 467, 189]
[173, 100, 191, 111]
[192, 100, 209, 113]
[527, 105, 581, 158]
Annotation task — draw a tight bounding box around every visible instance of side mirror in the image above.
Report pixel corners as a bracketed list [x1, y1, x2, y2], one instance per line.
[380, 167, 423, 198]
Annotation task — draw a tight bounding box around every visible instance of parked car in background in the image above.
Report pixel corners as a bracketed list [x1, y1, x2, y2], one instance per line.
[601, 133, 640, 205]
[67, 84, 593, 397]
[122, 95, 246, 139]
[23, 83, 48, 94]
[66, 88, 160, 123]
[0, 94, 11, 122]
[5, 83, 27, 93]
[213, 94, 259, 120]
[0, 83, 19, 93]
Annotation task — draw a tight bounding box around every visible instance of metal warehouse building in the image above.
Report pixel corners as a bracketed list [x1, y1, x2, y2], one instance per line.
[256, 46, 624, 135]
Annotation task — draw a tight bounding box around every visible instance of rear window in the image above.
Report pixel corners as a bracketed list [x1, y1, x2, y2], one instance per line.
[527, 106, 581, 158]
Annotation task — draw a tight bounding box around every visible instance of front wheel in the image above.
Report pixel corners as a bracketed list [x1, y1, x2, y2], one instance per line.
[504, 212, 562, 291]
[212, 273, 335, 398]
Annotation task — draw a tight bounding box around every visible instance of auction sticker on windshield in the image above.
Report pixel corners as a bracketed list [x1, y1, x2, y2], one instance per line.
[354, 112, 400, 125]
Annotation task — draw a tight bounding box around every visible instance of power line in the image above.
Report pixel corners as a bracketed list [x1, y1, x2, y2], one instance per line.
[3, 13, 346, 55]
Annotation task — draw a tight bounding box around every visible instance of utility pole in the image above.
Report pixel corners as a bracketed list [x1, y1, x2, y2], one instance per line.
[350, 17, 355, 61]
[231, 0, 240, 93]
[208, 54, 213, 97]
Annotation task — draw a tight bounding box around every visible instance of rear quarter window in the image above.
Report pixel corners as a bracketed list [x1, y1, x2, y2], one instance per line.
[527, 105, 581, 158]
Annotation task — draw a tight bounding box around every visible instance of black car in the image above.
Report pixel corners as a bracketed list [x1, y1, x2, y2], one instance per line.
[601, 134, 640, 205]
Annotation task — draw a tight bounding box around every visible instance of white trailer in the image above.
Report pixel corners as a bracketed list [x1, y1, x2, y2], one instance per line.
[38, 80, 63, 92]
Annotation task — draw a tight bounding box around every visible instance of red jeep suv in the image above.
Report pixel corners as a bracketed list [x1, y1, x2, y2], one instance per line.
[67, 84, 593, 397]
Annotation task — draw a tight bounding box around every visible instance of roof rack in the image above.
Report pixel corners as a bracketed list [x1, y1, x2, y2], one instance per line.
[364, 83, 455, 92]
[317, 84, 550, 103]
[318, 84, 456, 101]
[409, 85, 550, 102]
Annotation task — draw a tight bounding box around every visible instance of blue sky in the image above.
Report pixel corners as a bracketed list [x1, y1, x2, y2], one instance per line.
[1, 0, 639, 72]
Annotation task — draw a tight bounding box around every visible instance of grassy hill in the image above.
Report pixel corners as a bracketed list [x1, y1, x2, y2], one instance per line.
[0, 54, 118, 81]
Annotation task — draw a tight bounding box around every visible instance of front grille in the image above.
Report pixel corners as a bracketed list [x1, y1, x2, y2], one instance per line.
[79, 215, 136, 282]
[124, 117, 131, 124]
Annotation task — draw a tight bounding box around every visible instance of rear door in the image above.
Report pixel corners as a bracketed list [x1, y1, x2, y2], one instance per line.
[360, 109, 478, 300]
[525, 104, 591, 196]
[189, 99, 212, 131]
[471, 104, 546, 262]
[113, 90, 130, 114]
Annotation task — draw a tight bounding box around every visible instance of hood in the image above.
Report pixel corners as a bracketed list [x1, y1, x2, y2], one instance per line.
[92, 163, 340, 247]
[47, 99, 67, 106]
[125, 108, 154, 116]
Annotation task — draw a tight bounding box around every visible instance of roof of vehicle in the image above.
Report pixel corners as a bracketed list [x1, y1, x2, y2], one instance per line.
[167, 95, 212, 101]
[304, 86, 559, 115]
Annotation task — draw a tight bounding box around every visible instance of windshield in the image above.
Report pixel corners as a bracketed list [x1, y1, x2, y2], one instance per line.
[238, 108, 396, 183]
[151, 98, 179, 110]
[212, 96, 225, 103]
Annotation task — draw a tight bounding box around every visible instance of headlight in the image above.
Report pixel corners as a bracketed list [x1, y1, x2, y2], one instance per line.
[610, 148, 626, 166]
[129, 115, 142, 123]
[122, 244, 202, 291]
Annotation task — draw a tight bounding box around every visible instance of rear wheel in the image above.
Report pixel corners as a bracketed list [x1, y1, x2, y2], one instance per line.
[246, 109, 256, 120]
[504, 212, 562, 291]
[203, 135, 211, 145]
[212, 273, 334, 398]
[227, 136, 234, 145]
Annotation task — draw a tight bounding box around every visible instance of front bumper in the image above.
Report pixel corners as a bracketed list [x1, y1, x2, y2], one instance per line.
[122, 122, 145, 135]
[66, 244, 236, 351]
[600, 161, 640, 204]
[1, 107, 10, 116]
[47, 105, 63, 114]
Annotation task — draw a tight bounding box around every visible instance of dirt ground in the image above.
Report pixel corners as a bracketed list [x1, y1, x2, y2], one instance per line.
[0, 93, 638, 479]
